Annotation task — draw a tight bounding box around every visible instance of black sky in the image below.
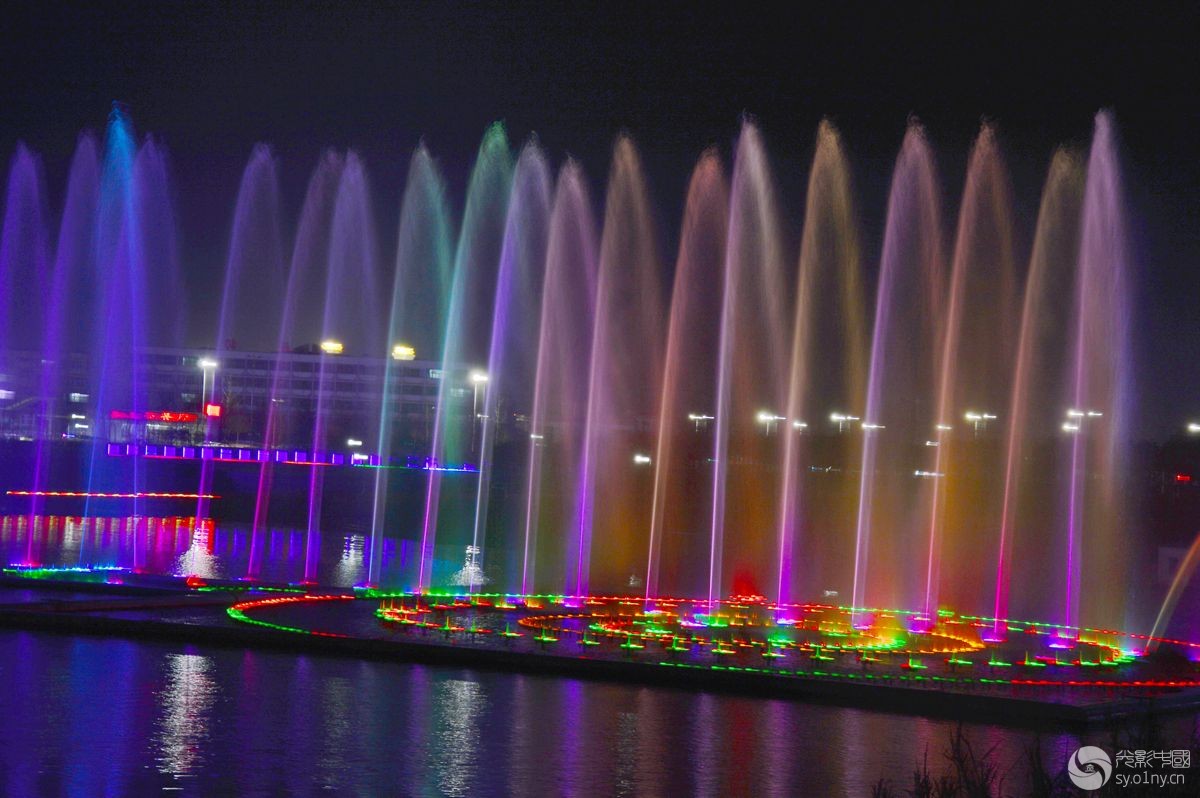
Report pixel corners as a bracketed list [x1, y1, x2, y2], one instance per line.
[1, 1, 1196, 438]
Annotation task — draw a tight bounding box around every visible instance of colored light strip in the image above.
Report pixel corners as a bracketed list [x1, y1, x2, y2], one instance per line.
[227, 594, 354, 638]
[6, 490, 218, 499]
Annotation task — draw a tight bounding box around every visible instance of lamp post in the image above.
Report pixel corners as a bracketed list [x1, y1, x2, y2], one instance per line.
[197, 358, 218, 444]
[688, 412, 714, 430]
[470, 370, 488, 453]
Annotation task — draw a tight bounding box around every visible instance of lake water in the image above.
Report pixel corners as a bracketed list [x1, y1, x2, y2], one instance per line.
[0, 629, 1096, 797]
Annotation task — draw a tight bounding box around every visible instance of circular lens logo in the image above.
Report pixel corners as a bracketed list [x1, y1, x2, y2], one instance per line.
[1068, 746, 1113, 790]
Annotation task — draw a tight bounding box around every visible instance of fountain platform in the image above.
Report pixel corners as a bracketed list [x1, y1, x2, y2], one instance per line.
[1, 567, 1197, 728]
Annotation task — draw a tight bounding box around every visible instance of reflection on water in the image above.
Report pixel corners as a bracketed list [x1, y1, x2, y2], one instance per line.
[155, 653, 219, 778]
[1, 514, 386, 586]
[0, 630, 1196, 795]
[433, 679, 484, 797]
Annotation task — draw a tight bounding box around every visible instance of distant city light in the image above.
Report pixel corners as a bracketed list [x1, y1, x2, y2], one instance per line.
[935, 423, 953, 431]
[0, 389, 14, 400]
[792, 420, 808, 429]
[110, 410, 199, 423]
[197, 357, 219, 370]
[470, 370, 489, 383]
[1062, 422, 1080, 433]
[1188, 422, 1200, 434]
[862, 422, 885, 431]
[633, 453, 652, 465]
[347, 438, 363, 448]
[68, 392, 88, 403]
[320, 340, 344, 355]
[391, 343, 416, 361]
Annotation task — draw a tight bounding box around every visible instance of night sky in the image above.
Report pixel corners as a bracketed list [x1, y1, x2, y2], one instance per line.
[1, 2, 1196, 438]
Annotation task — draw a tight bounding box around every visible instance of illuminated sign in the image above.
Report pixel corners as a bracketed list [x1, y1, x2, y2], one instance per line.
[205, 403, 223, 418]
[110, 410, 199, 423]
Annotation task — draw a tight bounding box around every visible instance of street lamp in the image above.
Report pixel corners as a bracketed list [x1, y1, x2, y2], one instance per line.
[1063, 408, 1102, 434]
[633, 453, 652, 465]
[688, 412, 714, 430]
[756, 410, 785, 434]
[347, 438, 363, 448]
[391, 343, 416, 361]
[1188, 422, 1200, 434]
[319, 340, 344, 355]
[830, 412, 860, 432]
[197, 358, 219, 444]
[791, 420, 808, 430]
[197, 358, 219, 405]
[861, 422, 885, 431]
[964, 411, 997, 436]
[469, 370, 489, 453]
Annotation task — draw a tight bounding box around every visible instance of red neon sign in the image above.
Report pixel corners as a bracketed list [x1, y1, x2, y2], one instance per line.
[110, 410, 199, 423]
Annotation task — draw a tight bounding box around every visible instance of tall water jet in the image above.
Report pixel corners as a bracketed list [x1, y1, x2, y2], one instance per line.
[86, 109, 185, 543]
[250, 150, 343, 578]
[520, 162, 598, 595]
[777, 120, 867, 604]
[471, 141, 551, 592]
[924, 124, 1019, 618]
[202, 144, 285, 540]
[578, 136, 666, 596]
[369, 146, 454, 588]
[646, 150, 728, 600]
[419, 125, 512, 592]
[133, 137, 186, 348]
[307, 152, 383, 582]
[43, 135, 100, 556]
[709, 121, 791, 603]
[0, 144, 50, 549]
[992, 148, 1084, 631]
[852, 121, 946, 616]
[1065, 110, 1132, 631]
[0, 145, 50, 388]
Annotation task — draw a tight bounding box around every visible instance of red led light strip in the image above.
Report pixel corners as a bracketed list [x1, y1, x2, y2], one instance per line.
[6, 490, 218, 499]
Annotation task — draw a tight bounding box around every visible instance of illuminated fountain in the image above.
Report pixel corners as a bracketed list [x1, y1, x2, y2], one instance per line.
[3, 108, 1189, 689]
